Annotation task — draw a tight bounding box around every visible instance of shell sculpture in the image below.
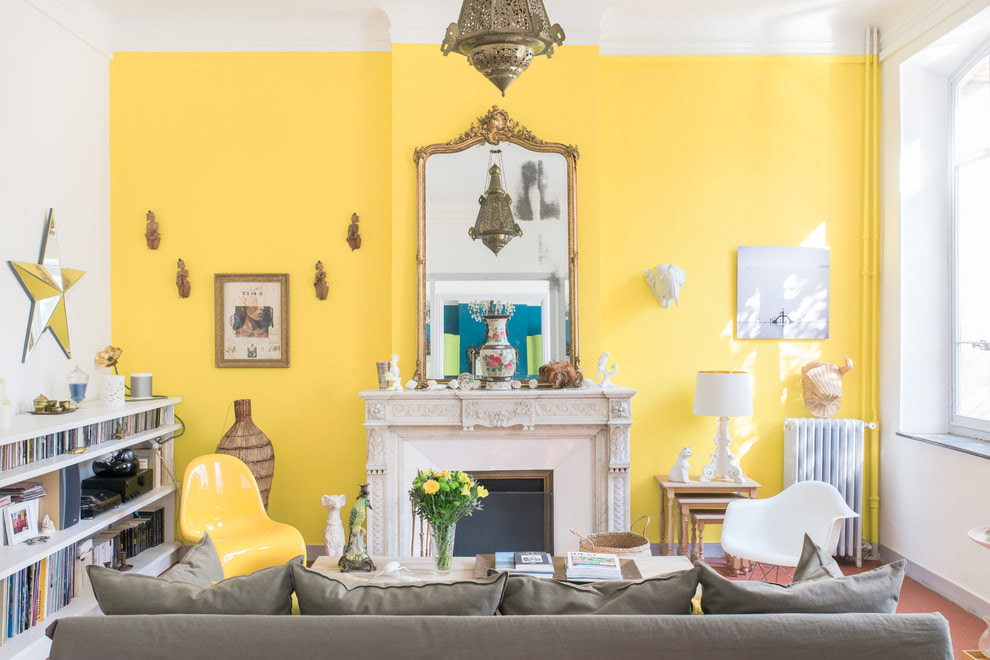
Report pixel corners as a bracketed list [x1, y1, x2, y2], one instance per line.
[801, 357, 853, 418]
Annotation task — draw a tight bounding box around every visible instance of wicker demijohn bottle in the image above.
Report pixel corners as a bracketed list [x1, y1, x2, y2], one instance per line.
[216, 399, 275, 510]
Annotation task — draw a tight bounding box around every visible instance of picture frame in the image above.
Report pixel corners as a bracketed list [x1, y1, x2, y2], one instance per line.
[736, 246, 830, 340]
[3, 499, 40, 546]
[214, 273, 290, 368]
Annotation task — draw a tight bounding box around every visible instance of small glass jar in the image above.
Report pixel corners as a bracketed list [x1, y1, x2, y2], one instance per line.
[67, 366, 89, 403]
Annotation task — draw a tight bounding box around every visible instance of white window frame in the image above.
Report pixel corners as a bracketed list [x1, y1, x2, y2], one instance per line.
[949, 44, 990, 440]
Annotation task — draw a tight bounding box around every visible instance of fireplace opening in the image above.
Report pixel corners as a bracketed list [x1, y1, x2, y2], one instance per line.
[452, 470, 553, 556]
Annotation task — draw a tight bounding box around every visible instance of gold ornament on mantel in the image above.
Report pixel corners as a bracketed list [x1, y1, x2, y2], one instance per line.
[801, 357, 853, 418]
[217, 399, 276, 510]
[441, 0, 565, 95]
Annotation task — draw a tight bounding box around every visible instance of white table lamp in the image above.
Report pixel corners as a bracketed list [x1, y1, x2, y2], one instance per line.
[693, 371, 753, 483]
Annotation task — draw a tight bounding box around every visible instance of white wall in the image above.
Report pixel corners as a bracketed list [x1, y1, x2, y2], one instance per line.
[879, 1, 990, 616]
[0, 0, 111, 411]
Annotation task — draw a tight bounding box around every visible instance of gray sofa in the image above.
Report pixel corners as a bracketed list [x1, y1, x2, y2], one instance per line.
[47, 611, 953, 660]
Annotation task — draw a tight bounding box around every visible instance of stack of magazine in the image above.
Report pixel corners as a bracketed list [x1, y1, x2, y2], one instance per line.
[494, 551, 555, 578]
[565, 551, 622, 581]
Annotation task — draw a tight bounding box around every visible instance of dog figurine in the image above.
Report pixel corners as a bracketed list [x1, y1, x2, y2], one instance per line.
[322, 493, 347, 558]
[668, 447, 692, 482]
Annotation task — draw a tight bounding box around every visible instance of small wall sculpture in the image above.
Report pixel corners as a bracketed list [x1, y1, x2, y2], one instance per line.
[314, 261, 329, 300]
[645, 263, 686, 308]
[346, 213, 361, 251]
[176, 259, 190, 298]
[801, 356, 853, 418]
[145, 211, 161, 249]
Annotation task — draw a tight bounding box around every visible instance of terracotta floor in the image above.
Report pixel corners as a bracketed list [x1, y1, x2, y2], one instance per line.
[702, 555, 984, 659]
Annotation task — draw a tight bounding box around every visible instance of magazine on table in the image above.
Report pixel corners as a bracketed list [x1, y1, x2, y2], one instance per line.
[494, 551, 555, 578]
[565, 551, 622, 581]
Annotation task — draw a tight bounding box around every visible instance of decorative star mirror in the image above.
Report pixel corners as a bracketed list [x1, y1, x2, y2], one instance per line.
[414, 106, 579, 383]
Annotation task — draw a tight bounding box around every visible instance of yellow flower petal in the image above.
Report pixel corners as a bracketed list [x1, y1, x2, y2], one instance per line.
[422, 479, 440, 494]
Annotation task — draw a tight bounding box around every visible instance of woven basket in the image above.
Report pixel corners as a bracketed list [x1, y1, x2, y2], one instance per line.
[216, 399, 275, 510]
[570, 515, 652, 558]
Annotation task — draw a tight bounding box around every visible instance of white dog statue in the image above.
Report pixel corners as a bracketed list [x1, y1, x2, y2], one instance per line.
[322, 493, 347, 558]
[668, 447, 693, 482]
[645, 264, 687, 308]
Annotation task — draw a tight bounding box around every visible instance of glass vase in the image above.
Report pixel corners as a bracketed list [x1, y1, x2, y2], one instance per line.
[479, 314, 516, 390]
[430, 521, 457, 575]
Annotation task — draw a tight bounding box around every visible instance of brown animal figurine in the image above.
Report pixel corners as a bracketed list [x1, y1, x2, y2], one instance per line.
[539, 361, 581, 388]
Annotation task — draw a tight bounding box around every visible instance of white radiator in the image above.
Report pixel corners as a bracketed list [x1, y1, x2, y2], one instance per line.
[784, 418, 872, 567]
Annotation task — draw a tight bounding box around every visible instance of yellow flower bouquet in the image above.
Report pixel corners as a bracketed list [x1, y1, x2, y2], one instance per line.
[409, 469, 488, 573]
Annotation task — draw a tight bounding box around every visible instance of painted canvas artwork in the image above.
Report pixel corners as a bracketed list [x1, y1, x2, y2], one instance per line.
[736, 246, 830, 339]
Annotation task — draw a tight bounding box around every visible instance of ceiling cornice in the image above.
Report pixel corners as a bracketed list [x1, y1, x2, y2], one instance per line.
[26, 0, 113, 59]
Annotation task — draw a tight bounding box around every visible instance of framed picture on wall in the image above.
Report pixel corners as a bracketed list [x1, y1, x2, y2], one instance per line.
[736, 246, 830, 339]
[3, 499, 39, 546]
[214, 273, 290, 368]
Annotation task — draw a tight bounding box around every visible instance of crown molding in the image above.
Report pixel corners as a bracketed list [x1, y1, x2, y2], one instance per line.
[879, 0, 989, 61]
[26, 0, 113, 59]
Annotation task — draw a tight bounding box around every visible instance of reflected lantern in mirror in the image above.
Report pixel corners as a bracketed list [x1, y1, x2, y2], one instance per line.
[469, 150, 522, 256]
[441, 0, 565, 95]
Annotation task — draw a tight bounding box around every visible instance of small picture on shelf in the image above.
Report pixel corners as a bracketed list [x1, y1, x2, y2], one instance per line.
[3, 499, 40, 546]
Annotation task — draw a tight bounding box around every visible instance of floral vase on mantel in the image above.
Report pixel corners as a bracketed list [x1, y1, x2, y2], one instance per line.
[480, 315, 516, 390]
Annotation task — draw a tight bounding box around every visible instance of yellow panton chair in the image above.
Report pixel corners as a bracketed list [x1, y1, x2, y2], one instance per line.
[179, 453, 306, 578]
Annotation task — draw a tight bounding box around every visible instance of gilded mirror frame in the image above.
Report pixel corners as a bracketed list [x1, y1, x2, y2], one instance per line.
[413, 106, 579, 384]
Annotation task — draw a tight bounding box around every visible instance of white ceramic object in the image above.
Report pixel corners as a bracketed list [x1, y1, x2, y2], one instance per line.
[668, 447, 692, 482]
[967, 526, 990, 549]
[385, 353, 403, 391]
[645, 263, 686, 308]
[101, 374, 125, 407]
[322, 494, 347, 558]
[596, 352, 619, 389]
[801, 357, 853, 418]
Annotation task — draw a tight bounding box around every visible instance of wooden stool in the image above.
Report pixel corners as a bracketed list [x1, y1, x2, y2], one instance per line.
[675, 495, 744, 557]
[689, 510, 726, 561]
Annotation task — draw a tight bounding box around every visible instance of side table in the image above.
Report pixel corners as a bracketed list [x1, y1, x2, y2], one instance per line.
[654, 474, 761, 555]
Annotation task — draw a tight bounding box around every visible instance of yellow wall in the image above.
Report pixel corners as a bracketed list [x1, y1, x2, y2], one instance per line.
[110, 48, 876, 544]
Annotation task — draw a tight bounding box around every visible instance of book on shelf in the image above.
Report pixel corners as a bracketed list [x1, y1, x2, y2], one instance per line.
[565, 551, 622, 581]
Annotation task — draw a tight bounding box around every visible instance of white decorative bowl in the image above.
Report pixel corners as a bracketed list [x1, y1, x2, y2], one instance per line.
[967, 526, 990, 549]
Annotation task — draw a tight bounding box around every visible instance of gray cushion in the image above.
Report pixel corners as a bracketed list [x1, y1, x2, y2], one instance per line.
[88, 556, 301, 615]
[158, 533, 224, 587]
[499, 566, 700, 615]
[792, 533, 844, 583]
[290, 562, 507, 615]
[697, 560, 906, 614]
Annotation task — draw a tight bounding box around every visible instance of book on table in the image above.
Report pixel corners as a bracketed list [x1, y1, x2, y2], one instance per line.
[565, 551, 622, 581]
[494, 551, 555, 578]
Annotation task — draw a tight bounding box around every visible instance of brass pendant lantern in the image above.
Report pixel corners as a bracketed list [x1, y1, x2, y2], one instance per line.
[441, 0, 565, 95]
[469, 150, 522, 256]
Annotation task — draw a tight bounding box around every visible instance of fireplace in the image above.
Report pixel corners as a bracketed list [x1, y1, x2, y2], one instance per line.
[361, 387, 635, 556]
[450, 470, 553, 556]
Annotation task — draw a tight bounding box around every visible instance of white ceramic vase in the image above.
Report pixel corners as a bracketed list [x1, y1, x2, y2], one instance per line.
[479, 315, 516, 390]
[101, 374, 125, 407]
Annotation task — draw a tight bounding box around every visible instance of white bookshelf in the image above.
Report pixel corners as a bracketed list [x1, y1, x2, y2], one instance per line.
[0, 397, 183, 659]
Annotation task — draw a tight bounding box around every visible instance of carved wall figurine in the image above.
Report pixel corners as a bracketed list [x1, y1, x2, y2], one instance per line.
[314, 261, 329, 300]
[322, 493, 347, 559]
[145, 210, 161, 249]
[346, 213, 362, 251]
[176, 258, 190, 298]
[668, 446, 693, 482]
[801, 356, 853, 418]
[645, 263, 687, 308]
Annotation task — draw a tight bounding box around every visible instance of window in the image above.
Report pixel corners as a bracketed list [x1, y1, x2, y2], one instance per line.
[951, 49, 990, 439]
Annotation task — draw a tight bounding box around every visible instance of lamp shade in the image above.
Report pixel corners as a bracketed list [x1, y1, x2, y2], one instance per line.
[693, 371, 753, 417]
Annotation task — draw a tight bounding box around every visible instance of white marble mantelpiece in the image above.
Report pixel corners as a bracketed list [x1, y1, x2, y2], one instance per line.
[361, 387, 635, 556]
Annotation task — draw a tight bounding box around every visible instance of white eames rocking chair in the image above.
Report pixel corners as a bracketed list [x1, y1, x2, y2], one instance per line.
[720, 480, 859, 582]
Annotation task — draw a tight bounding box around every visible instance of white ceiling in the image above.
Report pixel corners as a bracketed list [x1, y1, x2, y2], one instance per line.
[29, 0, 968, 58]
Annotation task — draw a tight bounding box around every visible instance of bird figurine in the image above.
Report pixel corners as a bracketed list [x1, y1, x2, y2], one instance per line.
[339, 482, 376, 572]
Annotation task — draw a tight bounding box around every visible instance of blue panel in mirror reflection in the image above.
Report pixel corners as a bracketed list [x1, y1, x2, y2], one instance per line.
[441, 303, 543, 379]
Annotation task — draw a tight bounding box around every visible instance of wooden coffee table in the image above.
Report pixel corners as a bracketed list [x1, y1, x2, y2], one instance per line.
[309, 555, 693, 584]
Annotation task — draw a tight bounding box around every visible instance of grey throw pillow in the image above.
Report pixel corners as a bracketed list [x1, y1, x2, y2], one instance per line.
[697, 560, 906, 614]
[290, 562, 507, 615]
[499, 566, 700, 615]
[88, 556, 301, 615]
[158, 533, 224, 587]
[792, 533, 844, 583]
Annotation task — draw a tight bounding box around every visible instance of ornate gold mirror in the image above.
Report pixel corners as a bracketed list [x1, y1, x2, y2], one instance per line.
[415, 106, 579, 383]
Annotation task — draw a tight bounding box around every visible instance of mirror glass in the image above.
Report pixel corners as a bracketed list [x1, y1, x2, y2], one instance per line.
[416, 107, 578, 382]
